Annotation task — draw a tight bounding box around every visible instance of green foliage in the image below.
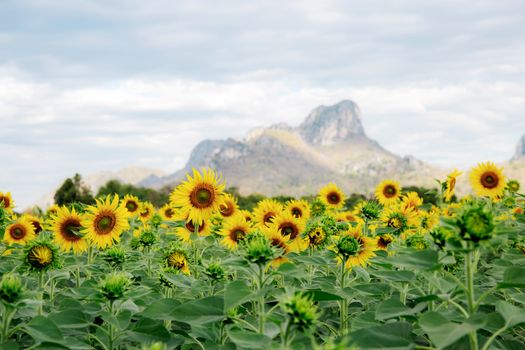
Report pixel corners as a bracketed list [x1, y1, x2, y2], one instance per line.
[54, 173, 95, 206]
[97, 179, 169, 207]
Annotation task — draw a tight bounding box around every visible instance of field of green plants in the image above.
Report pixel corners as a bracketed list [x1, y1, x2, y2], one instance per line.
[1, 163, 524, 350]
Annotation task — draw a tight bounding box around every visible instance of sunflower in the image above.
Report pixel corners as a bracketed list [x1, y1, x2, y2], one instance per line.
[376, 234, 394, 250]
[138, 202, 155, 222]
[336, 211, 358, 223]
[318, 183, 346, 210]
[469, 162, 506, 199]
[164, 245, 190, 275]
[22, 214, 44, 235]
[239, 209, 253, 223]
[0, 192, 14, 212]
[82, 195, 130, 249]
[170, 168, 225, 226]
[46, 204, 59, 217]
[269, 211, 307, 252]
[253, 199, 283, 228]
[443, 169, 462, 202]
[418, 208, 440, 233]
[263, 229, 291, 267]
[50, 206, 88, 254]
[25, 238, 60, 271]
[218, 193, 238, 218]
[286, 200, 311, 220]
[334, 226, 377, 269]
[175, 212, 211, 242]
[159, 204, 177, 221]
[401, 192, 423, 211]
[375, 180, 401, 206]
[4, 218, 36, 245]
[121, 194, 141, 217]
[380, 205, 419, 236]
[219, 214, 251, 250]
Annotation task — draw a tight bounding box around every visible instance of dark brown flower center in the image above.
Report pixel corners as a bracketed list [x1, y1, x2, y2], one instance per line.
[164, 208, 174, 218]
[0, 196, 10, 208]
[378, 236, 393, 248]
[480, 171, 499, 189]
[229, 227, 246, 242]
[383, 185, 397, 198]
[125, 201, 138, 212]
[190, 185, 215, 209]
[185, 220, 205, 233]
[327, 191, 341, 205]
[140, 208, 150, 218]
[271, 237, 287, 250]
[31, 220, 43, 234]
[263, 212, 276, 225]
[219, 202, 234, 217]
[94, 211, 116, 235]
[10, 225, 26, 240]
[60, 218, 82, 242]
[280, 222, 299, 239]
[291, 207, 302, 218]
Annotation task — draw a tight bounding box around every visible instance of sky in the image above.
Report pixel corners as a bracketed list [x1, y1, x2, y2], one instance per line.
[1, 0, 524, 209]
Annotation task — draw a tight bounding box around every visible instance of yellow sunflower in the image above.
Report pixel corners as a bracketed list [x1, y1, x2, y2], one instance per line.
[239, 209, 253, 223]
[253, 199, 283, 228]
[46, 204, 60, 217]
[170, 168, 225, 225]
[380, 205, 419, 236]
[334, 225, 377, 269]
[401, 192, 423, 211]
[0, 192, 14, 212]
[138, 201, 155, 222]
[376, 234, 394, 250]
[50, 206, 88, 254]
[443, 169, 462, 202]
[175, 212, 211, 242]
[159, 204, 177, 221]
[285, 199, 311, 220]
[82, 195, 130, 249]
[268, 211, 307, 252]
[166, 251, 190, 275]
[418, 208, 440, 233]
[318, 183, 346, 210]
[336, 211, 358, 223]
[375, 180, 401, 206]
[218, 214, 251, 250]
[469, 162, 506, 199]
[263, 228, 292, 267]
[218, 193, 238, 218]
[4, 218, 36, 245]
[22, 214, 44, 235]
[121, 194, 141, 217]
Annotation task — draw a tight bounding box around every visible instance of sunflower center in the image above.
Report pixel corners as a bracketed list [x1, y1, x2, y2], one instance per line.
[263, 212, 276, 225]
[10, 225, 26, 240]
[308, 228, 326, 245]
[125, 201, 138, 212]
[164, 208, 174, 218]
[219, 202, 234, 217]
[291, 208, 302, 218]
[383, 185, 397, 198]
[61, 219, 82, 242]
[229, 227, 246, 242]
[190, 185, 215, 209]
[280, 222, 299, 239]
[271, 237, 287, 250]
[388, 217, 403, 229]
[185, 220, 204, 233]
[480, 171, 499, 189]
[140, 208, 150, 217]
[168, 253, 186, 269]
[31, 221, 43, 234]
[378, 236, 393, 248]
[327, 192, 341, 205]
[94, 212, 116, 235]
[0, 196, 10, 208]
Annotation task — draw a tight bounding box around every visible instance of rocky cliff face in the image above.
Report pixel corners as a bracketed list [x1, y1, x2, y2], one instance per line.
[141, 100, 440, 195]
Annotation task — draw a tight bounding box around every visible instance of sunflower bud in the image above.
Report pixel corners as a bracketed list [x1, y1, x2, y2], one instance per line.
[406, 233, 429, 250]
[150, 213, 163, 228]
[507, 179, 520, 193]
[458, 202, 495, 243]
[310, 199, 327, 217]
[102, 246, 127, 267]
[360, 201, 382, 221]
[139, 229, 157, 247]
[243, 234, 274, 265]
[100, 272, 130, 301]
[281, 292, 319, 332]
[24, 238, 60, 271]
[335, 236, 360, 258]
[204, 262, 225, 281]
[0, 273, 24, 304]
[142, 343, 167, 350]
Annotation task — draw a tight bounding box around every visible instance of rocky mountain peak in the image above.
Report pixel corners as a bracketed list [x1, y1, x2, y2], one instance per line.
[513, 134, 525, 160]
[298, 100, 366, 145]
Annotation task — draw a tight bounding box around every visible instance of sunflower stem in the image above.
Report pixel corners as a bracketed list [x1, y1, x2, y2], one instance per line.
[339, 261, 348, 335]
[1, 304, 16, 343]
[75, 265, 81, 288]
[257, 264, 266, 334]
[108, 301, 114, 350]
[465, 246, 479, 350]
[193, 223, 200, 277]
[38, 271, 44, 316]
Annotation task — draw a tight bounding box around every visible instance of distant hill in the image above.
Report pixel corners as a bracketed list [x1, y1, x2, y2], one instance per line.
[140, 100, 443, 196]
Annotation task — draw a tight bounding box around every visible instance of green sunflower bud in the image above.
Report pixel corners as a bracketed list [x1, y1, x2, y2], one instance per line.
[310, 198, 327, 217]
[102, 246, 127, 267]
[336, 236, 360, 257]
[243, 234, 274, 265]
[100, 272, 130, 301]
[458, 202, 495, 243]
[24, 238, 61, 272]
[507, 179, 520, 193]
[360, 201, 382, 221]
[0, 273, 24, 304]
[406, 233, 429, 250]
[281, 292, 319, 332]
[139, 229, 157, 247]
[204, 262, 225, 281]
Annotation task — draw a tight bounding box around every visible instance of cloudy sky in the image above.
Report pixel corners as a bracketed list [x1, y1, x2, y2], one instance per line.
[1, 0, 524, 209]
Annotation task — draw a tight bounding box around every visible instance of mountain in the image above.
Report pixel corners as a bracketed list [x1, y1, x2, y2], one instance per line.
[141, 100, 442, 196]
[512, 134, 525, 161]
[34, 166, 166, 209]
[506, 134, 525, 186]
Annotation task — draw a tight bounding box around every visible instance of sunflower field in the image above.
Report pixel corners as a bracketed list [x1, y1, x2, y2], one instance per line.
[1, 162, 525, 350]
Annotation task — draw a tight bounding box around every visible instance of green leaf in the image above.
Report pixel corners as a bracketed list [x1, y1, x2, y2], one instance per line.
[498, 267, 525, 288]
[304, 289, 342, 301]
[48, 310, 89, 329]
[390, 250, 441, 271]
[496, 301, 525, 328]
[24, 316, 64, 343]
[171, 296, 225, 324]
[226, 327, 272, 349]
[348, 321, 414, 349]
[352, 283, 391, 297]
[375, 299, 425, 321]
[127, 317, 171, 343]
[224, 281, 253, 311]
[140, 298, 180, 320]
[419, 312, 486, 349]
[371, 270, 416, 282]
